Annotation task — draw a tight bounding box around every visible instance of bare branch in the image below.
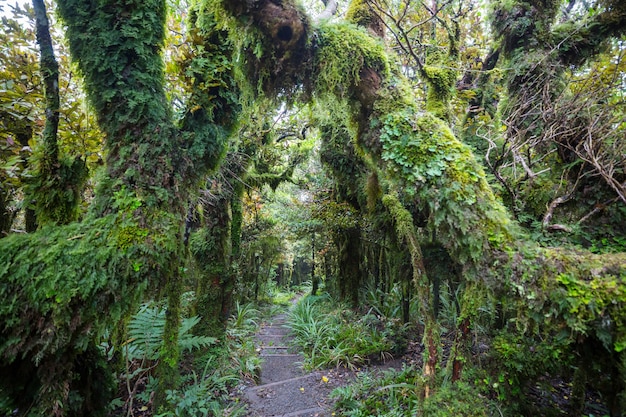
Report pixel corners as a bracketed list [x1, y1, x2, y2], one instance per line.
[317, 0, 338, 20]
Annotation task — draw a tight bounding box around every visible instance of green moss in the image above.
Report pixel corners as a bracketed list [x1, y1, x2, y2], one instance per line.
[422, 65, 457, 120]
[420, 380, 491, 416]
[346, 0, 374, 27]
[208, 0, 313, 98]
[0, 201, 185, 412]
[506, 246, 626, 344]
[116, 225, 150, 251]
[313, 22, 390, 98]
[230, 182, 244, 258]
[381, 194, 415, 245]
[482, 246, 626, 408]
[28, 155, 89, 226]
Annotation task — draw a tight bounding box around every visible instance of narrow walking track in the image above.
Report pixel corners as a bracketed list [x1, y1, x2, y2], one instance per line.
[242, 312, 337, 417]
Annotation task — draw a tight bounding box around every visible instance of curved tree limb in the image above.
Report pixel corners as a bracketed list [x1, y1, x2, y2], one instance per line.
[317, 0, 338, 20]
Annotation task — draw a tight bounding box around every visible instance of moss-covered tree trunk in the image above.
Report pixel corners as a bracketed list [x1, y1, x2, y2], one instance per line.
[335, 227, 362, 307]
[32, 0, 88, 227]
[383, 193, 438, 395]
[191, 191, 232, 336]
[156, 261, 183, 408]
[0, 0, 239, 414]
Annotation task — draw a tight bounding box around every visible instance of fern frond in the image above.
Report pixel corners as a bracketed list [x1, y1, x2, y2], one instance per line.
[126, 304, 216, 360]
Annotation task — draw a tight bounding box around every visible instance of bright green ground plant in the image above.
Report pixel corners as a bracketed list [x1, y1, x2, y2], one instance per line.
[286, 295, 395, 370]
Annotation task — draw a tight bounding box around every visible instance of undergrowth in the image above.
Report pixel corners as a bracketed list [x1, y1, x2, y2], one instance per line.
[152, 286, 298, 416]
[286, 294, 399, 370]
[331, 365, 500, 416]
[108, 293, 268, 417]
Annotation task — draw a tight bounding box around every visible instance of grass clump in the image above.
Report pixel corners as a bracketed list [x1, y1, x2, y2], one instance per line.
[331, 365, 421, 416]
[286, 295, 394, 370]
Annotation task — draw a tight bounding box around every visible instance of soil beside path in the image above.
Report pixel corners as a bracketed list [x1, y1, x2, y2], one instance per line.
[241, 312, 346, 417]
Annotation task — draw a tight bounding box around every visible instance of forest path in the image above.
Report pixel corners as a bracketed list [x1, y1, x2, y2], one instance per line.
[242, 312, 343, 417]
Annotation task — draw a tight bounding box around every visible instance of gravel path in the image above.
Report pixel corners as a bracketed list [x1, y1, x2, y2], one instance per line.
[242, 313, 340, 417]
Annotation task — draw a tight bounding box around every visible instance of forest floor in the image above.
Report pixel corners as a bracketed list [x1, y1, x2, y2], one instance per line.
[239, 309, 404, 416]
[110, 298, 613, 416]
[239, 311, 350, 416]
[238, 305, 613, 417]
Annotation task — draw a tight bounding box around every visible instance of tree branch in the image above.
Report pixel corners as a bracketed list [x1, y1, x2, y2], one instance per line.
[317, 0, 338, 20]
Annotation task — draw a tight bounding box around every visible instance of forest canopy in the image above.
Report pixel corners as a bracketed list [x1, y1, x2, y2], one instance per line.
[1, 0, 625, 415]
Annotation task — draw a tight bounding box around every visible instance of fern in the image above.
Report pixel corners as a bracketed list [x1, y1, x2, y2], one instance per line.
[126, 304, 217, 360]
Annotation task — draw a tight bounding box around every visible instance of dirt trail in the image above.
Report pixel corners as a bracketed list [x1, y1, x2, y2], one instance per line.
[242, 313, 342, 417]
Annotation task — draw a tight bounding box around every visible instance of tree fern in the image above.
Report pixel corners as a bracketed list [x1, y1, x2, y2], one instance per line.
[126, 304, 217, 361]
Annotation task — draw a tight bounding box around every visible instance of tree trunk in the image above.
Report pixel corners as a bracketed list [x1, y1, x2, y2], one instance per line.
[32, 0, 88, 227]
[311, 231, 318, 295]
[0, 1, 239, 414]
[156, 266, 182, 409]
[191, 192, 232, 336]
[336, 228, 362, 307]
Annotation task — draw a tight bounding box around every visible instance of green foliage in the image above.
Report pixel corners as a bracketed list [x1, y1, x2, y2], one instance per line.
[229, 302, 260, 329]
[125, 303, 218, 361]
[501, 246, 626, 353]
[479, 245, 626, 411]
[0, 200, 184, 414]
[331, 365, 422, 416]
[556, 271, 626, 352]
[57, 0, 168, 129]
[27, 155, 89, 226]
[420, 380, 493, 416]
[313, 22, 390, 98]
[313, 200, 361, 231]
[118, 297, 264, 417]
[1, 214, 134, 363]
[152, 353, 248, 417]
[422, 65, 457, 119]
[490, 331, 570, 398]
[377, 109, 514, 263]
[207, 0, 313, 99]
[57, 0, 237, 203]
[345, 0, 376, 28]
[363, 284, 415, 321]
[286, 296, 393, 370]
[333, 364, 497, 416]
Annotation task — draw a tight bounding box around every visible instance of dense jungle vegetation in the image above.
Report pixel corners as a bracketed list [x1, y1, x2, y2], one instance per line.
[1, 0, 625, 415]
